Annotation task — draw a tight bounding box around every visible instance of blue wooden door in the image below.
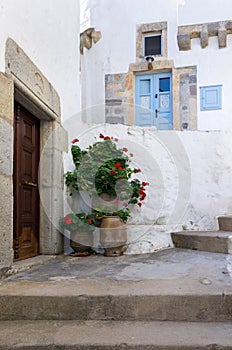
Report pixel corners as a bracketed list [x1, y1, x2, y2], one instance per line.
[135, 72, 173, 129]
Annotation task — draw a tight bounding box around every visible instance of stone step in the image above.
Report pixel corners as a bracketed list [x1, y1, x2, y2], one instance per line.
[0, 320, 231, 349]
[171, 230, 232, 254]
[0, 281, 231, 322]
[218, 215, 232, 231]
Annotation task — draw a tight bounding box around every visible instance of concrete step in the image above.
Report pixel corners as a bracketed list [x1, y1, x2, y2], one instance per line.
[171, 230, 232, 254]
[0, 320, 232, 349]
[0, 280, 231, 322]
[218, 215, 232, 231]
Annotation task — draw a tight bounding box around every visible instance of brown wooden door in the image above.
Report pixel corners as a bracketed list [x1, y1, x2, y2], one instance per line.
[13, 102, 40, 261]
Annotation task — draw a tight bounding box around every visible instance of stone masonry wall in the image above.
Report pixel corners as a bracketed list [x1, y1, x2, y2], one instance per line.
[105, 73, 127, 124]
[0, 73, 14, 273]
[178, 67, 197, 130]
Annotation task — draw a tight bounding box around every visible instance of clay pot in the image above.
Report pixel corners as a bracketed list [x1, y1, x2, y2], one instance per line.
[100, 216, 127, 257]
[70, 229, 94, 255]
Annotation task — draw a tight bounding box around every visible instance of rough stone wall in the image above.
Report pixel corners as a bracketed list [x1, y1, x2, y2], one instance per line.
[105, 64, 197, 130]
[178, 67, 197, 130]
[105, 73, 127, 124]
[0, 73, 14, 273]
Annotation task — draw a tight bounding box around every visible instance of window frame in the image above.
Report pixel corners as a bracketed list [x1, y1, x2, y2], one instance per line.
[143, 32, 162, 57]
[136, 21, 167, 61]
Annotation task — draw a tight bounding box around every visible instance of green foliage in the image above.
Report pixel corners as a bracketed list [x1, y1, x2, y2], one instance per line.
[59, 212, 96, 232]
[93, 206, 131, 224]
[64, 135, 149, 222]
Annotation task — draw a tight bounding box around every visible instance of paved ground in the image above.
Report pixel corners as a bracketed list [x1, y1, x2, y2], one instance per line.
[1, 248, 232, 292]
[0, 248, 232, 349]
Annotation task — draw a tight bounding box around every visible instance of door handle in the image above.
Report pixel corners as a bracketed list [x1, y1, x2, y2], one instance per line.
[23, 181, 37, 188]
[155, 109, 159, 118]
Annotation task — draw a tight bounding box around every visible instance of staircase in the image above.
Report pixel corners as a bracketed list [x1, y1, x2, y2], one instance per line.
[171, 215, 232, 254]
[0, 234, 231, 348]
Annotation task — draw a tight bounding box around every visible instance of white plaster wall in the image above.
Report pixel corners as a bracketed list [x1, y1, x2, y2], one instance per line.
[80, 0, 232, 130]
[177, 0, 232, 130]
[0, 0, 80, 120]
[64, 112, 232, 253]
[80, 0, 180, 111]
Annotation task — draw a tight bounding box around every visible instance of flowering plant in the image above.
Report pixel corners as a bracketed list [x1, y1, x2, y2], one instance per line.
[59, 213, 95, 232]
[64, 133, 149, 222]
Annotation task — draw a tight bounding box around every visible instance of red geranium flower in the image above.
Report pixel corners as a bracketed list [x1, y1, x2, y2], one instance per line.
[129, 153, 133, 157]
[72, 138, 79, 144]
[135, 169, 141, 173]
[99, 133, 104, 138]
[110, 170, 116, 176]
[114, 163, 122, 168]
[138, 202, 142, 207]
[122, 147, 128, 152]
[142, 181, 149, 186]
[65, 215, 72, 225]
[118, 167, 123, 171]
[104, 136, 111, 140]
[87, 218, 93, 224]
[114, 138, 119, 141]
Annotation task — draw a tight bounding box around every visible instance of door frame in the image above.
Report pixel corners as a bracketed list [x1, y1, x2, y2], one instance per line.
[0, 38, 66, 272]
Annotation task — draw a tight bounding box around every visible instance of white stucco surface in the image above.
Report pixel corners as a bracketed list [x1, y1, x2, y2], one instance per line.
[0, 0, 80, 119]
[80, 0, 232, 130]
[63, 114, 232, 253]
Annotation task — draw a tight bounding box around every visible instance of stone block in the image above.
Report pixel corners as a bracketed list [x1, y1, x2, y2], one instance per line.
[40, 207, 64, 254]
[189, 75, 197, 84]
[0, 174, 14, 268]
[218, 27, 227, 48]
[39, 148, 63, 189]
[0, 119, 13, 176]
[5, 38, 60, 117]
[200, 24, 209, 48]
[106, 99, 122, 106]
[218, 216, 232, 231]
[190, 85, 197, 96]
[105, 116, 125, 124]
[177, 33, 191, 51]
[172, 230, 232, 254]
[0, 73, 14, 125]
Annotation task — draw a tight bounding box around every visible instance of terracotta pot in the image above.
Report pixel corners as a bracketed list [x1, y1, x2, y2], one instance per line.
[70, 229, 94, 254]
[92, 193, 118, 212]
[100, 216, 127, 257]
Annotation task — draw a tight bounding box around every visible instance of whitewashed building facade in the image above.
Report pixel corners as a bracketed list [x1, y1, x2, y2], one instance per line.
[1, 0, 232, 274]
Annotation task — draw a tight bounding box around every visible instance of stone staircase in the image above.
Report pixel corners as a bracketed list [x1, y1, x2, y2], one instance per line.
[0, 247, 231, 349]
[172, 215, 232, 254]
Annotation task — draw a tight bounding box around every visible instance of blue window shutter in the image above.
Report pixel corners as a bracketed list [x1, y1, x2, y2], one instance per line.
[200, 85, 222, 111]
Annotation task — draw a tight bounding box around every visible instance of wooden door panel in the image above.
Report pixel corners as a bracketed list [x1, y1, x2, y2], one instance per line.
[13, 102, 40, 261]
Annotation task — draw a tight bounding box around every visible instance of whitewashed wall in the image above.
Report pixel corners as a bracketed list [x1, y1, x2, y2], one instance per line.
[64, 117, 232, 253]
[80, 0, 232, 130]
[0, 0, 80, 120]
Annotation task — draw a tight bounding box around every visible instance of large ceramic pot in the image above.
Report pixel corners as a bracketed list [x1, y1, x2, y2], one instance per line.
[70, 229, 94, 256]
[100, 216, 127, 257]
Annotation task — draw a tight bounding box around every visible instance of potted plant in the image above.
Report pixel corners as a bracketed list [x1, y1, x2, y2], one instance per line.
[60, 213, 95, 256]
[64, 133, 149, 256]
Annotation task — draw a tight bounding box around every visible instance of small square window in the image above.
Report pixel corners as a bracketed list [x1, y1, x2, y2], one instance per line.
[200, 85, 222, 111]
[144, 34, 161, 56]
